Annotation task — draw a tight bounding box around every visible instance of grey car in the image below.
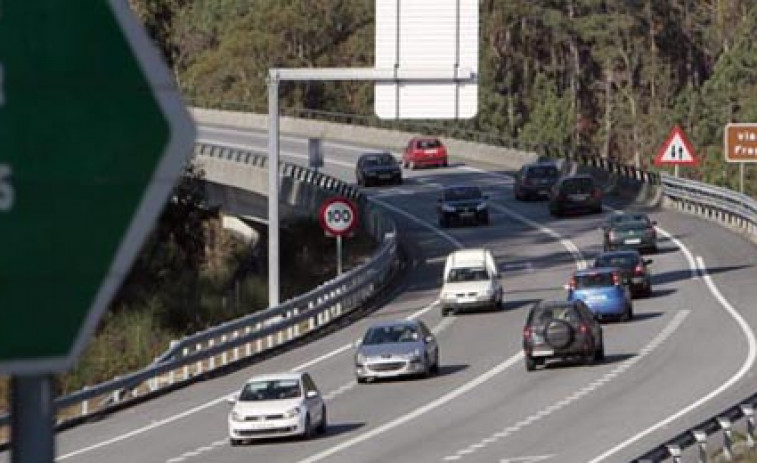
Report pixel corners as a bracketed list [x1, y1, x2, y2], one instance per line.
[355, 320, 439, 383]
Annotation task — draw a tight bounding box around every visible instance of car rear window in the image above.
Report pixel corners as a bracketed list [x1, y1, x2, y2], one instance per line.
[615, 220, 648, 230]
[363, 155, 395, 166]
[447, 267, 489, 282]
[532, 306, 579, 324]
[574, 272, 614, 288]
[561, 178, 594, 193]
[595, 255, 637, 268]
[529, 166, 559, 177]
[416, 139, 441, 149]
[444, 187, 482, 201]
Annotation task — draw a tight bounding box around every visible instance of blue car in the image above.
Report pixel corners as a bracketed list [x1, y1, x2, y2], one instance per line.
[566, 268, 633, 321]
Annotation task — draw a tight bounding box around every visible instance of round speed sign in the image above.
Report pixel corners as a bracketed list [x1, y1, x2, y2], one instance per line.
[319, 197, 358, 236]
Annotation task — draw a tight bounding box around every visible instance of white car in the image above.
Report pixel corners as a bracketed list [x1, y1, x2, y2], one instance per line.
[227, 372, 327, 445]
[440, 248, 503, 316]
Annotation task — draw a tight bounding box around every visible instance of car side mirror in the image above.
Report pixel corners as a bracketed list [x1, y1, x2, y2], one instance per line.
[354, 339, 362, 348]
[563, 284, 571, 291]
[644, 259, 653, 265]
[227, 393, 239, 404]
[425, 335, 435, 343]
[306, 390, 319, 399]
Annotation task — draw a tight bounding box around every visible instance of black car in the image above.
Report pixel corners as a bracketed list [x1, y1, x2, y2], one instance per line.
[437, 185, 489, 227]
[522, 300, 604, 371]
[548, 174, 603, 216]
[355, 152, 402, 187]
[513, 162, 560, 200]
[594, 250, 653, 297]
[602, 213, 658, 253]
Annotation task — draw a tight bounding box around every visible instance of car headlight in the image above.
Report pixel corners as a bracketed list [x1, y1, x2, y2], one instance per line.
[356, 352, 366, 365]
[230, 411, 244, 422]
[480, 287, 493, 297]
[407, 349, 422, 361]
[476, 202, 487, 211]
[441, 204, 456, 212]
[283, 407, 301, 419]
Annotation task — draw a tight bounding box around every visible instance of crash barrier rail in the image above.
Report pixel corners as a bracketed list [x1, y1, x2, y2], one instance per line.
[0, 142, 399, 437]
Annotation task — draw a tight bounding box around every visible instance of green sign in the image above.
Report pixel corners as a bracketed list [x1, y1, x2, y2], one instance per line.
[0, 2, 195, 373]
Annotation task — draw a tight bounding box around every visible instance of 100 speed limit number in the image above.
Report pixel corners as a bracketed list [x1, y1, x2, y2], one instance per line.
[319, 197, 358, 236]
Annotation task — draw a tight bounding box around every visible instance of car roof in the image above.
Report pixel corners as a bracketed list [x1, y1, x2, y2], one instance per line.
[366, 319, 419, 330]
[609, 212, 650, 222]
[410, 136, 440, 141]
[360, 151, 392, 158]
[246, 372, 303, 383]
[596, 250, 641, 259]
[447, 248, 490, 266]
[533, 300, 576, 310]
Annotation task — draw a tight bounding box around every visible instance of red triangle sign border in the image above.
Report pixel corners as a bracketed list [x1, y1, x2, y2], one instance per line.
[654, 124, 699, 166]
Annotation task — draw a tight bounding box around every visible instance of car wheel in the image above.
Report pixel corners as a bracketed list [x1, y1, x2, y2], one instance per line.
[439, 216, 448, 228]
[356, 376, 368, 384]
[396, 177, 403, 185]
[317, 407, 327, 434]
[431, 352, 440, 374]
[622, 304, 633, 322]
[525, 355, 536, 372]
[229, 438, 243, 447]
[442, 160, 448, 167]
[441, 307, 451, 317]
[595, 338, 605, 362]
[480, 213, 490, 226]
[303, 414, 315, 440]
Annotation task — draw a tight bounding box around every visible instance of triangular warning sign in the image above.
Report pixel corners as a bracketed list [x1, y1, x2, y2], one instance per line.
[654, 125, 699, 166]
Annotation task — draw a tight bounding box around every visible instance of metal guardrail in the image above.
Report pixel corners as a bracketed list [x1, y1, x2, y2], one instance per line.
[0, 142, 399, 434]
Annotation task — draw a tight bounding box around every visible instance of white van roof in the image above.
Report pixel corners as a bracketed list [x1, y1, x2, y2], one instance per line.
[447, 248, 489, 267]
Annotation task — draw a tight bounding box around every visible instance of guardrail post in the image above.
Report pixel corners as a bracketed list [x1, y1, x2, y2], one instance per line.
[742, 404, 755, 452]
[221, 335, 228, 365]
[233, 331, 240, 361]
[183, 348, 190, 380]
[81, 386, 89, 417]
[209, 339, 216, 370]
[196, 343, 203, 375]
[667, 444, 682, 463]
[718, 417, 733, 461]
[693, 429, 708, 463]
[287, 311, 294, 341]
[245, 326, 252, 357]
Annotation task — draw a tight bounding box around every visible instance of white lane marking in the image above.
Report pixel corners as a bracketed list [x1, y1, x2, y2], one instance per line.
[297, 352, 525, 463]
[655, 226, 698, 279]
[443, 311, 690, 461]
[587, 256, 757, 463]
[500, 456, 555, 463]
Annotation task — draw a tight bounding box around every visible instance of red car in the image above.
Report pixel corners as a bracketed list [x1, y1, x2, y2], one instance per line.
[402, 137, 448, 169]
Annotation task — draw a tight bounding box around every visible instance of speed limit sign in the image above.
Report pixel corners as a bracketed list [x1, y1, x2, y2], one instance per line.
[319, 197, 358, 236]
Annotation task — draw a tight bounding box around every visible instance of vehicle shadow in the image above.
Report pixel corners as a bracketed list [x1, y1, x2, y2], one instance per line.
[641, 288, 676, 299]
[501, 299, 542, 312]
[542, 353, 636, 370]
[627, 311, 665, 322]
[654, 264, 752, 286]
[435, 364, 469, 377]
[240, 422, 366, 446]
[320, 422, 366, 438]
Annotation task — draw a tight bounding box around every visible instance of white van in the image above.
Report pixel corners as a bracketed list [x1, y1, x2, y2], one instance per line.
[439, 248, 503, 316]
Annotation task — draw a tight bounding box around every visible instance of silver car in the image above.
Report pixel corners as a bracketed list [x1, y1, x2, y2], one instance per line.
[355, 320, 439, 383]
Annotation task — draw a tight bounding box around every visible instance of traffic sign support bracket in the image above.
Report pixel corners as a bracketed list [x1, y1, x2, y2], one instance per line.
[11, 375, 54, 463]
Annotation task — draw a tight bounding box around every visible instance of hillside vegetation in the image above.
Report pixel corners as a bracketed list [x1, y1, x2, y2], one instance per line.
[132, 0, 757, 195]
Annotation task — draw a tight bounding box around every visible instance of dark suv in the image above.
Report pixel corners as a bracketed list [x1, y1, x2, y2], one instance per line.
[522, 300, 604, 371]
[437, 185, 489, 227]
[514, 162, 560, 200]
[548, 174, 603, 216]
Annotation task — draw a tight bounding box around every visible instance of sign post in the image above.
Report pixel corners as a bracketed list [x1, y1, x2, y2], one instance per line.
[318, 197, 359, 276]
[0, 2, 195, 460]
[724, 123, 757, 194]
[654, 125, 699, 176]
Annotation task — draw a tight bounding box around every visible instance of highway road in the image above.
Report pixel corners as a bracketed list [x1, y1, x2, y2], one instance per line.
[17, 125, 757, 463]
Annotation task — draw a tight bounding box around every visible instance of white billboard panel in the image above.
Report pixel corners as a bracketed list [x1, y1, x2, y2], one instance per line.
[375, 0, 478, 119]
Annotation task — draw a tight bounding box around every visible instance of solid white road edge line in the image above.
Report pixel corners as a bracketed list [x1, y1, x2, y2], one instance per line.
[586, 256, 757, 463]
[296, 352, 525, 463]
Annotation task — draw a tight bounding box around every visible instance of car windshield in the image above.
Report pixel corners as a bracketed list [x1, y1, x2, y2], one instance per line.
[529, 166, 559, 177]
[447, 267, 489, 282]
[561, 178, 594, 193]
[533, 306, 579, 324]
[239, 379, 301, 401]
[444, 187, 482, 201]
[595, 255, 637, 269]
[363, 325, 419, 345]
[574, 272, 614, 288]
[363, 155, 395, 167]
[416, 139, 441, 149]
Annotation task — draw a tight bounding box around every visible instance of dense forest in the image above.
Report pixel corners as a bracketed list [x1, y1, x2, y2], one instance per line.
[130, 0, 757, 195]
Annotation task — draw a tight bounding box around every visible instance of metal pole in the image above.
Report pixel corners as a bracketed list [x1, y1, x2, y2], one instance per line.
[336, 235, 343, 276]
[740, 162, 744, 194]
[674, 164, 680, 178]
[268, 72, 280, 308]
[11, 375, 55, 463]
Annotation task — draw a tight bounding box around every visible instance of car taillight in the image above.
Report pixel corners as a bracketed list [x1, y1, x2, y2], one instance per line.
[579, 324, 588, 334]
[612, 272, 621, 286]
[634, 264, 644, 275]
[568, 277, 576, 290]
[609, 231, 617, 241]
